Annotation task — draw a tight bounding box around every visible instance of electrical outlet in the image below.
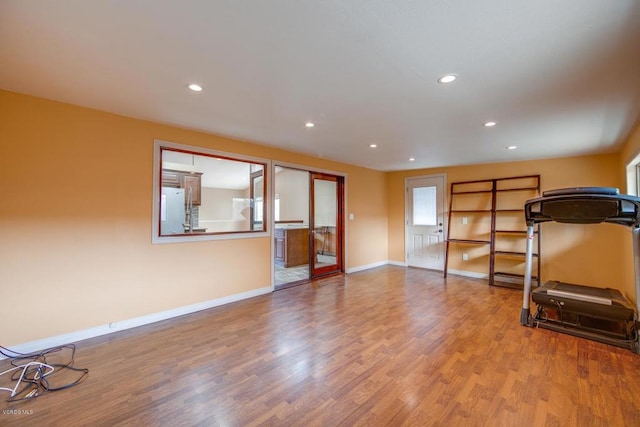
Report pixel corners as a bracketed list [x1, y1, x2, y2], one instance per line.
[462, 217, 468, 224]
[462, 253, 469, 261]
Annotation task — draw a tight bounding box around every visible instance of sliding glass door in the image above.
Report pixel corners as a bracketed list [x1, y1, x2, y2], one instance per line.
[310, 172, 344, 278]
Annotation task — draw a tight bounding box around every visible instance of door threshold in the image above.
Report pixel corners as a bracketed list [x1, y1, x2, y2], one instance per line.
[275, 271, 345, 291]
[275, 279, 311, 291]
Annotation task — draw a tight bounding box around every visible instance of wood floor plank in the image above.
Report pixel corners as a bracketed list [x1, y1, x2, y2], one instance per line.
[1, 266, 640, 426]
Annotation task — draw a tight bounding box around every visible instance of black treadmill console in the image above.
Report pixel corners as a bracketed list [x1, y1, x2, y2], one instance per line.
[525, 187, 640, 227]
[542, 187, 619, 197]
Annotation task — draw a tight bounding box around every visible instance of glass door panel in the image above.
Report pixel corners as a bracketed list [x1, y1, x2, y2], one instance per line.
[310, 172, 343, 277]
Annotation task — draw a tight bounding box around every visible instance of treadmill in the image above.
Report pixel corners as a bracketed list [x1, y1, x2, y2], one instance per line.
[520, 187, 640, 353]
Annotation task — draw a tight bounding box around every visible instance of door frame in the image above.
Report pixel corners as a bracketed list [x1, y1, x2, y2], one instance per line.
[271, 161, 347, 288]
[404, 173, 448, 269]
[309, 172, 344, 278]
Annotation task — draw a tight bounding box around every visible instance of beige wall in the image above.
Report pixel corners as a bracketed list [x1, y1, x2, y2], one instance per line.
[619, 120, 640, 303]
[620, 120, 640, 174]
[199, 187, 248, 232]
[387, 154, 628, 294]
[275, 168, 309, 223]
[0, 90, 388, 346]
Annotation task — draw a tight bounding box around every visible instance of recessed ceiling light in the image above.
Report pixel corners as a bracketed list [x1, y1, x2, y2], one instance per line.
[484, 121, 497, 127]
[305, 122, 315, 128]
[506, 146, 517, 150]
[187, 83, 203, 92]
[409, 158, 416, 162]
[438, 74, 457, 84]
[369, 144, 377, 148]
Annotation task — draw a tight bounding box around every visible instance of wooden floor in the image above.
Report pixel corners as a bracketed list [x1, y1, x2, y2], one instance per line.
[2, 266, 640, 426]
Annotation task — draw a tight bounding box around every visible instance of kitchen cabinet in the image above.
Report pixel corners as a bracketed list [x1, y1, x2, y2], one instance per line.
[162, 169, 202, 206]
[161, 170, 181, 187]
[182, 173, 202, 206]
[274, 227, 309, 267]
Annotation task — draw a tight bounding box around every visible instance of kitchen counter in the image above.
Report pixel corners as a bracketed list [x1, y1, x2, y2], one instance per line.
[274, 226, 309, 267]
[275, 224, 309, 230]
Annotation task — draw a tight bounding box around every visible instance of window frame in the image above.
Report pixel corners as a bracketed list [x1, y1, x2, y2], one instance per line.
[635, 163, 640, 196]
[152, 139, 271, 244]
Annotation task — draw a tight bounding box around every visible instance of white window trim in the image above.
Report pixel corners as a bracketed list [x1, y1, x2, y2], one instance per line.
[626, 153, 640, 197]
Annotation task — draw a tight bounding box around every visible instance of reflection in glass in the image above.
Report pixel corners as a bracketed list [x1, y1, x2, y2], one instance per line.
[314, 179, 337, 267]
[250, 172, 264, 230]
[159, 148, 266, 236]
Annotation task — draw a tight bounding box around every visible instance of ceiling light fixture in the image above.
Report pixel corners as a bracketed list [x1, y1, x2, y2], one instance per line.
[305, 122, 315, 128]
[438, 74, 457, 84]
[484, 121, 497, 127]
[506, 146, 517, 150]
[187, 83, 203, 92]
[409, 158, 416, 162]
[369, 144, 377, 148]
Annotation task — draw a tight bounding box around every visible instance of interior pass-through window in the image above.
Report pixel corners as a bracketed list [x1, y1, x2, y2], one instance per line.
[152, 140, 269, 243]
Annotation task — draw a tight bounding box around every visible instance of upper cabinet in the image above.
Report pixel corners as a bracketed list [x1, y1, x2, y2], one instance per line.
[161, 169, 181, 187]
[181, 173, 202, 206]
[162, 169, 202, 205]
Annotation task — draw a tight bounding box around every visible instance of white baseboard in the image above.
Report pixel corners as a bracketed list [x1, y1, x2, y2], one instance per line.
[446, 269, 489, 280]
[348, 260, 458, 271]
[346, 260, 389, 273]
[446, 269, 526, 285]
[387, 260, 407, 267]
[2, 286, 272, 358]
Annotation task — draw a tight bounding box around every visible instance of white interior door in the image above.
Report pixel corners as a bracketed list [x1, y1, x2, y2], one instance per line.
[406, 175, 446, 270]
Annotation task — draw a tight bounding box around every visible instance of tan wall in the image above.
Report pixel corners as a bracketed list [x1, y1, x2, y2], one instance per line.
[387, 154, 628, 293]
[0, 90, 388, 346]
[199, 187, 248, 232]
[275, 168, 309, 223]
[620, 121, 640, 171]
[619, 120, 640, 303]
[346, 167, 389, 268]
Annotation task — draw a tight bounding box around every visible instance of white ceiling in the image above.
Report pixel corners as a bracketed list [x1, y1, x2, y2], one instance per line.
[2, 0, 640, 171]
[162, 149, 255, 190]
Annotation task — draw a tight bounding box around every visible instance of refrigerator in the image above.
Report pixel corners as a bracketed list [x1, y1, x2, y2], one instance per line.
[161, 187, 185, 235]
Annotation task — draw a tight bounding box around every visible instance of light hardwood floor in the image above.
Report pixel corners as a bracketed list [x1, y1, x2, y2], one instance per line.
[2, 266, 640, 426]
